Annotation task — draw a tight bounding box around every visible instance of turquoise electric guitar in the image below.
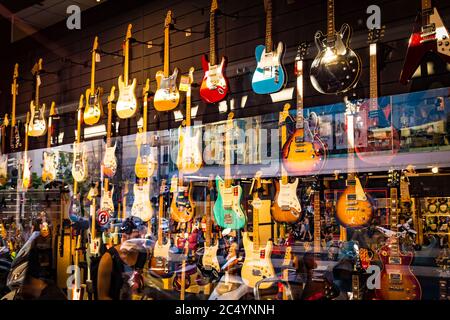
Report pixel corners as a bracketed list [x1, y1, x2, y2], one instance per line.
[213, 112, 247, 230]
[251, 0, 286, 95]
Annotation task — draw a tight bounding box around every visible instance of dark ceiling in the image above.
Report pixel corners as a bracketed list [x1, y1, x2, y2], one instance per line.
[0, 0, 44, 14]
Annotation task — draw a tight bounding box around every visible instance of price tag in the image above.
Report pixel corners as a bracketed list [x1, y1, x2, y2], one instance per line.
[179, 75, 190, 92]
[252, 198, 262, 209]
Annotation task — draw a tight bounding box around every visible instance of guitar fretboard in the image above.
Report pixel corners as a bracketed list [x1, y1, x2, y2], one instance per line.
[313, 190, 321, 254]
[265, 0, 273, 53]
[209, 11, 217, 66]
[296, 59, 304, 130]
[327, 0, 336, 42]
[390, 187, 400, 256]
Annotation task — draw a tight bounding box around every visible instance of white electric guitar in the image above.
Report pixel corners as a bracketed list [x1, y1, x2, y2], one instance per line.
[131, 181, 153, 222]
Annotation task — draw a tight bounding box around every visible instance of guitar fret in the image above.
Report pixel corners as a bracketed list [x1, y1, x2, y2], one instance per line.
[210, 12, 216, 66]
[327, 0, 335, 41]
[265, 0, 273, 52]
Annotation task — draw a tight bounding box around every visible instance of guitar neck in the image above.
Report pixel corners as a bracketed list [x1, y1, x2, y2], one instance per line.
[205, 192, 212, 246]
[224, 123, 232, 188]
[369, 43, 378, 113]
[390, 187, 399, 252]
[106, 101, 113, 146]
[47, 115, 52, 148]
[253, 194, 260, 248]
[158, 193, 164, 246]
[326, 0, 336, 42]
[164, 26, 170, 77]
[280, 117, 288, 184]
[421, 0, 433, 18]
[265, 0, 273, 52]
[124, 38, 129, 84]
[90, 50, 96, 92]
[24, 113, 30, 151]
[347, 112, 356, 176]
[210, 12, 217, 66]
[313, 191, 321, 253]
[91, 198, 97, 239]
[11, 81, 17, 127]
[76, 108, 82, 143]
[296, 60, 304, 130]
[186, 88, 191, 127]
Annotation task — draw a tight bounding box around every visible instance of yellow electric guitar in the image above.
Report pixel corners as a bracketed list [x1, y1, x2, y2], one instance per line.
[22, 112, 32, 190]
[84, 36, 103, 125]
[72, 95, 88, 183]
[0, 114, 9, 186]
[116, 24, 138, 119]
[28, 59, 47, 137]
[42, 102, 58, 182]
[154, 10, 180, 112]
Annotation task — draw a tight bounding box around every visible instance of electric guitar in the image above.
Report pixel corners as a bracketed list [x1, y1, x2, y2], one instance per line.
[213, 112, 247, 230]
[10, 64, 21, 152]
[242, 172, 276, 289]
[22, 112, 32, 190]
[251, 0, 286, 95]
[101, 87, 117, 178]
[150, 180, 173, 278]
[154, 11, 180, 112]
[116, 24, 138, 119]
[375, 170, 422, 300]
[88, 183, 101, 257]
[400, 0, 450, 84]
[71, 235, 84, 300]
[272, 104, 302, 224]
[170, 173, 195, 223]
[283, 43, 326, 176]
[98, 179, 114, 229]
[0, 115, 9, 186]
[42, 102, 58, 183]
[310, 0, 361, 95]
[131, 180, 153, 222]
[84, 36, 103, 125]
[28, 59, 47, 137]
[72, 95, 88, 183]
[436, 248, 450, 300]
[177, 67, 202, 174]
[200, 0, 229, 103]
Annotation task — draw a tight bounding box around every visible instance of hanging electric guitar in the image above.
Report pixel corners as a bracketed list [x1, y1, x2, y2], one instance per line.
[0, 115, 9, 186]
[375, 170, 422, 300]
[213, 112, 247, 230]
[200, 0, 229, 103]
[89, 183, 101, 257]
[400, 0, 450, 84]
[22, 112, 32, 190]
[310, 0, 361, 95]
[84, 36, 103, 125]
[72, 95, 88, 183]
[283, 43, 326, 176]
[98, 178, 114, 229]
[170, 173, 195, 223]
[154, 10, 180, 112]
[101, 87, 117, 178]
[42, 102, 58, 183]
[242, 172, 276, 289]
[177, 67, 202, 174]
[28, 59, 47, 137]
[272, 104, 302, 224]
[131, 180, 153, 222]
[10, 64, 21, 152]
[71, 235, 84, 300]
[150, 180, 173, 278]
[251, 0, 286, 95]
[116, 24, 138, 119]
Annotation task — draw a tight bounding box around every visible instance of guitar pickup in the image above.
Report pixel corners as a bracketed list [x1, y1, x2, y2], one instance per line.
[294, 137, 305, 144]
[281, 206, 291, 211]
[347, 194, 357, 201]
[421, 24, 436, 39]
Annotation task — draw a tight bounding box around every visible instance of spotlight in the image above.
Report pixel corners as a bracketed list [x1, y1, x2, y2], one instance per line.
[432, 166, 439, 174]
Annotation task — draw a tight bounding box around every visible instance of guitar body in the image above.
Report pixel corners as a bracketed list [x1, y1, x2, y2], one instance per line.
[241, 232, 275, 289]
[42, 151, 58, 182]
[251, 43, 286, 94]
[200, 55, 229, 103]
[72, 143, 88, 183]
[336, 185, 373, 228]
[116, 76, 138, 119]
[150, 241, 172, 278]
[10, 123, 22, 151]
[100, 186, 115, 214]
[213, 176, 247, 230]
[282, 128, 326, 175]
[0, 155, 8, 186]
[135, 143, 156, 179]
[271, 179, 301, 224]
[310, 25, 361, 94]
[375, 243, 422, 300]
[202, 242, 220, 274]
[170, 182, 195, 223]
[131, 183, 153, 222]
[22, 156, 31, 189]
[84, 88, 103, 125]
[102, 143, 117, 178]
[154, 69, 180, 112]
[28, 102, 47, 137]
[401, 8, 450, 84]
[177, 128, 202, 174]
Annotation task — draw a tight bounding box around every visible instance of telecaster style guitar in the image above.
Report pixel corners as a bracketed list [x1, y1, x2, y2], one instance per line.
[28, 59, 47, 137]
[310, 0, 361, 95]
[116, 24, 138, 119]
[101, 87, 118, 178]
[42, 102, 59, 183]
[213, 112, 247, 230]
[251, 0, 286, 95]
[84, 36, 103, 125]
[10, 64, 22, 152]
[400, 0, 450, 84]
[72, 96, 88, 183]
[154, 11, 180, 112]
[200, 0, 229, 103]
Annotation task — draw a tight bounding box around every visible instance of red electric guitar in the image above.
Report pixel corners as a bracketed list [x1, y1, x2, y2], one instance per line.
[400, 0, 450, 84]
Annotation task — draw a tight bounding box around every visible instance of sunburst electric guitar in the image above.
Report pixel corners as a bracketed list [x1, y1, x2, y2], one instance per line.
[154, 11, 180, 112]
[101, 87, 118, 178]
[28, 59, 47, 137]
[84, 36, 103, 125]
[42, 102, 59, 182]
[72, 95, 88, 183]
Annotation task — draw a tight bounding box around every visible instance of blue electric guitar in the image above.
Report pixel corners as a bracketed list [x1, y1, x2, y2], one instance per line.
[213, 112, 247, 230]
[251, 0, 286, 95]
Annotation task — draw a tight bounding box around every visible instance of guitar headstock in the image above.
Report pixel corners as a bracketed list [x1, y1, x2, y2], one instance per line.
[108, 86, 116, 103]
[49, 102, 57, 117]
[368, 26, 385, 44]
[160, 179, 168, 194]
[3, 114, 9, 128]
[279, 103, 291, 125]
[78, 94, 84, 111]
[211, 0, 219, 13]
[13, 63, 19, 80]
[263, 0, 272, 12]
[188, 67, 195, 84]
[143, 78, 150, 97]
[165, 10, 173, 28]
[93, 36, 99, 51]
[207, 174, 215, 191]
[296, 42, 309, 62]
[254, 171, 262, 189]
[387, 169, 400, 188]
[125, 24, 133, 41]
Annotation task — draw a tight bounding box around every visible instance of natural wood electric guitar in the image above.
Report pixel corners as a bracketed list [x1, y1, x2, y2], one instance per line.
[400, 0, 450, 84]
[116, 24, 138, 119]
[310, 0, 361, 94]
[42, 102, 58, 182]
[200, 0, 229, 103]
[242, 172, 276, 289]
[10, 64, 22, 152]
[84, 36, 103, 125]
[154, 11, 180, 112]
[72, 95, 88, 183]
[101, 87, 117, 178]
[28, 59, 47, 137]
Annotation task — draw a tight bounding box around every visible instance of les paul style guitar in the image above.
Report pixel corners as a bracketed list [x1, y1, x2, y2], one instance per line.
[28, 59, 48, 137]
[84, 36, 103, 125]
[200, 0, 229, 103]
[242, 172, 276, 289]
[154, 11, 180, 112]
[101, 87, 117, 178]
[213, 112, 247, 230]
[282, 43, 326, 176]
[10, 64, 22, 151]
[252, 0, 286, 95]
[72, 96, 88, 183]
[42, 102, 58, 183]
[116, 24, 138, 119]
[310, 0, 361, 95]
[400, 0, 450, 84]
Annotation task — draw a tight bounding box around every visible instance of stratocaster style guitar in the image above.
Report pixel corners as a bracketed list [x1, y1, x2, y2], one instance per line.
[400, 0, 450, 84]
[283, 43, 326, 176]
[242, 172, 276, 289]
[154, 11, 180, 112]
[116, 24, 138, 119]
[375, 170, 422, 300]
[0, 115, 9, 186]
[272, 104, 302, 224]
[22, 112, 32, 190]
[101, 87, 117, 178]
[98, 179, 114, 230]
[88, 183, 101, 257]
[213, 112, 247, 230]
[42, 102, 58, 182]
[177, 67, 202, 174]
[28, 59, 47, 137]
[200, 0, 229, 103]
[10, 64, 22, 151]
[150, 180, 173, 278]
[310, 0, 361, 95]
[170, 173, 195, 223]
[84, 36, 103, 125]
[131, 180, 154, 222]
[72, 96, 88, 183]
[251, 0, 286, 95]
